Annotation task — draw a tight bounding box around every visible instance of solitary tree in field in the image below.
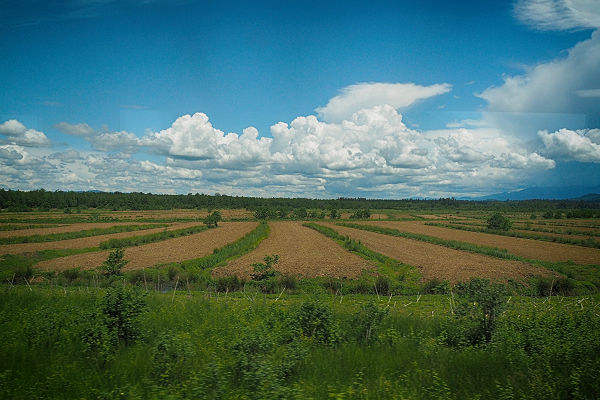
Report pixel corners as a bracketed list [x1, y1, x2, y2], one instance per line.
[487, 213, 511, 231]
[102, 248, 128, 276]
[204, 211, 222, 227]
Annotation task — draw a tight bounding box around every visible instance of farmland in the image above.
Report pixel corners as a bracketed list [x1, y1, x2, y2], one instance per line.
[1, 197, 600, 399]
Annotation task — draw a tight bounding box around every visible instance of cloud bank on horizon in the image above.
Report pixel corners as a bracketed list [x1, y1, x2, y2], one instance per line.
[1, 0, 599, 198]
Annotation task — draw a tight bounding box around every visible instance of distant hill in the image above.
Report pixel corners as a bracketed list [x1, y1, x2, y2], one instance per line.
[465, 186, 600, 201]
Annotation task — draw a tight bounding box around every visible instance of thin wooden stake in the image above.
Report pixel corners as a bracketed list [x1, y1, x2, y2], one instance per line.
[172, 276, 179, 302]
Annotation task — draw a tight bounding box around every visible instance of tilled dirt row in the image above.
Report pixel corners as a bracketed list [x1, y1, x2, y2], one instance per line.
[0, 222, 149, 238]
[212, 221, 374, 279]
[322, 223, 552, 283]
[360, 221, 600, 265]
[0, 222, 206, 255]
[34, 222, 258, 272]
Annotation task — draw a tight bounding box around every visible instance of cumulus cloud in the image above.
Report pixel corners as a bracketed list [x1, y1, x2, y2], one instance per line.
[478, 30, 600, 115]
[315, 82, 451, 123]
[0, 120, 51, 147]
[539, 128, 600, 162]
[141, 113, 272, 166]
[515, 0, 600, 31]
[55, 121, 140, 153]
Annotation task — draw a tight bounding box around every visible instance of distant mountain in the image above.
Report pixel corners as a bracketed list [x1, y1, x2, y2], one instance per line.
[465, 186, 600, 201]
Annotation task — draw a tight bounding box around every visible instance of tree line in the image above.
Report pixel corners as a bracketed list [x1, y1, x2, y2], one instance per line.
[0, 188, 599, 213]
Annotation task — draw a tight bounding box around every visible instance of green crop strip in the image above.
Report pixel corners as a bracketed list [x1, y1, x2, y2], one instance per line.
[0, 224, 168, 245]
[339, 222, 518, 260]
[336, 222, 600, 292]
[303, 222, 420, 287]
[0, 224, 61, 231]
[424, 222, 600, 249]
[99, 225, 209, 249]
[176, 222, 270, 272]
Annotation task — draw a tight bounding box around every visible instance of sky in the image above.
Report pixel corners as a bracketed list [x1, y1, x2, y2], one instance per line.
[1, 0, 599, 199]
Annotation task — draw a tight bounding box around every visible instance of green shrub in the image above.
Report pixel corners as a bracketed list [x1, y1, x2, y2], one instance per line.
[374, 275, 390, 296]
[293, 300, 340, 345]
[277, 274, 297, 291]
[251, 254, 279, 281]
[421, 278, 451, 294]
[152, 332, 195, 385]
[351, 301, 389, 344]
[535, 276, 577, 296]
[101, 248, 128, 277]
[215, 275, 245, 292]
[487, 213, 512, 231]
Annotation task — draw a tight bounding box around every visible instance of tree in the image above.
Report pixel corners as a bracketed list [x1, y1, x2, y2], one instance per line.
[102, 248, 128, 276]
[487, 213, 511, 230]
[204, 210, 222, 227]
[251, 254, 279, 281]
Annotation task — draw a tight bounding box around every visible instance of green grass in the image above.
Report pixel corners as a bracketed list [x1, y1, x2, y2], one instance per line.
[0, 224, 167, 245]
[1, 286, 598, 399]
[425, 222, 600, 249]
[0, 224, 60, 231]
[98, 224, 208, 249]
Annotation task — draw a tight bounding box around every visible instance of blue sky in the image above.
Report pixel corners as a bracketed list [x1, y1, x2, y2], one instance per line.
[1, 0, 599, 198]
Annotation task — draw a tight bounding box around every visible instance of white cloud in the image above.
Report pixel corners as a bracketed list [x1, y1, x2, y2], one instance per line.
[539, 128, 600, 162]
[478, 30, 600, 115]
[55, 121, 140, 153]
[315, 82, 451, 123]
[141, 112, 272, 166]
[515, 0, 600, 31]
[0, 120, 51, 147]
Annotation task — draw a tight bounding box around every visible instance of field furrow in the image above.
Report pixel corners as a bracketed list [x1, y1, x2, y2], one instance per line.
[0, 222, 203, 254]
[212, 221, 374, 279]
[34, 222, 258, 271]
[323, 223, 551, 283]
[0, 222, 147, 238]
[360, 221, 600, 265]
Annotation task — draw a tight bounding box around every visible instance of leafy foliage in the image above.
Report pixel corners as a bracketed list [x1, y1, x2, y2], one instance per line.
[101, 248, 128, 276]
[203, 210, 222, 227]
[251, 254, 279, 281]
[487, 212, 512, 230]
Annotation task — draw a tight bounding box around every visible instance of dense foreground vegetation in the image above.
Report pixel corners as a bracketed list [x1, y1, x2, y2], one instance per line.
[1, 283, 599, 399]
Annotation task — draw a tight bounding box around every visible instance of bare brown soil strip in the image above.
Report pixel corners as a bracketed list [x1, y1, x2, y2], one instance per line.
[0, 222, 204, 255]
[360, 221, 600, 265]
[34, 222, 258, 272]
[212, 221, 374, 279]
[0, 222, 145, 238]
[322, 223, 551, 283]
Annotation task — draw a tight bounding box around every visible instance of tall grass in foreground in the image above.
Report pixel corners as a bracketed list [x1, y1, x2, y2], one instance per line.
[1, 286, 598, 399]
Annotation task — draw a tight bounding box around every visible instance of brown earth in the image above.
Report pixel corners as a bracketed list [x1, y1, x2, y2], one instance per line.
[360, 221, 600, 265]
[0, 222, 204, 255]
[322, 223, 552, 283]
[0, 222, 146, 238]
[34, 222, 258, 272]
[212, 221, 374, 279]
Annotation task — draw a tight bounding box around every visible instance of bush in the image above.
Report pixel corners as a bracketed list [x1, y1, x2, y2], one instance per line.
[293, 300, 340, 345]
[251, 254, 279, 281]
[421, 278, 451, 294]
[351, 301, 389, 344]
[374, 275, 390, 296]
[215, 275, 245, 292]
[101, 248, 128, 276]
[535, 276, 576, 296]
[152, 332, 195, 385]
[277, 274, 297, 291]
[487, 213, 512, 231]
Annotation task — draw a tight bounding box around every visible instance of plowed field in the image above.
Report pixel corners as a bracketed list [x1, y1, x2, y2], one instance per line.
[34, 222, 258, 272]
[212, 221, 374, 279]
[359, 221, 600, 265]
[323, 223, 551, 283]
[0, 222, 204, 255]
[0, 222, 145, 238]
